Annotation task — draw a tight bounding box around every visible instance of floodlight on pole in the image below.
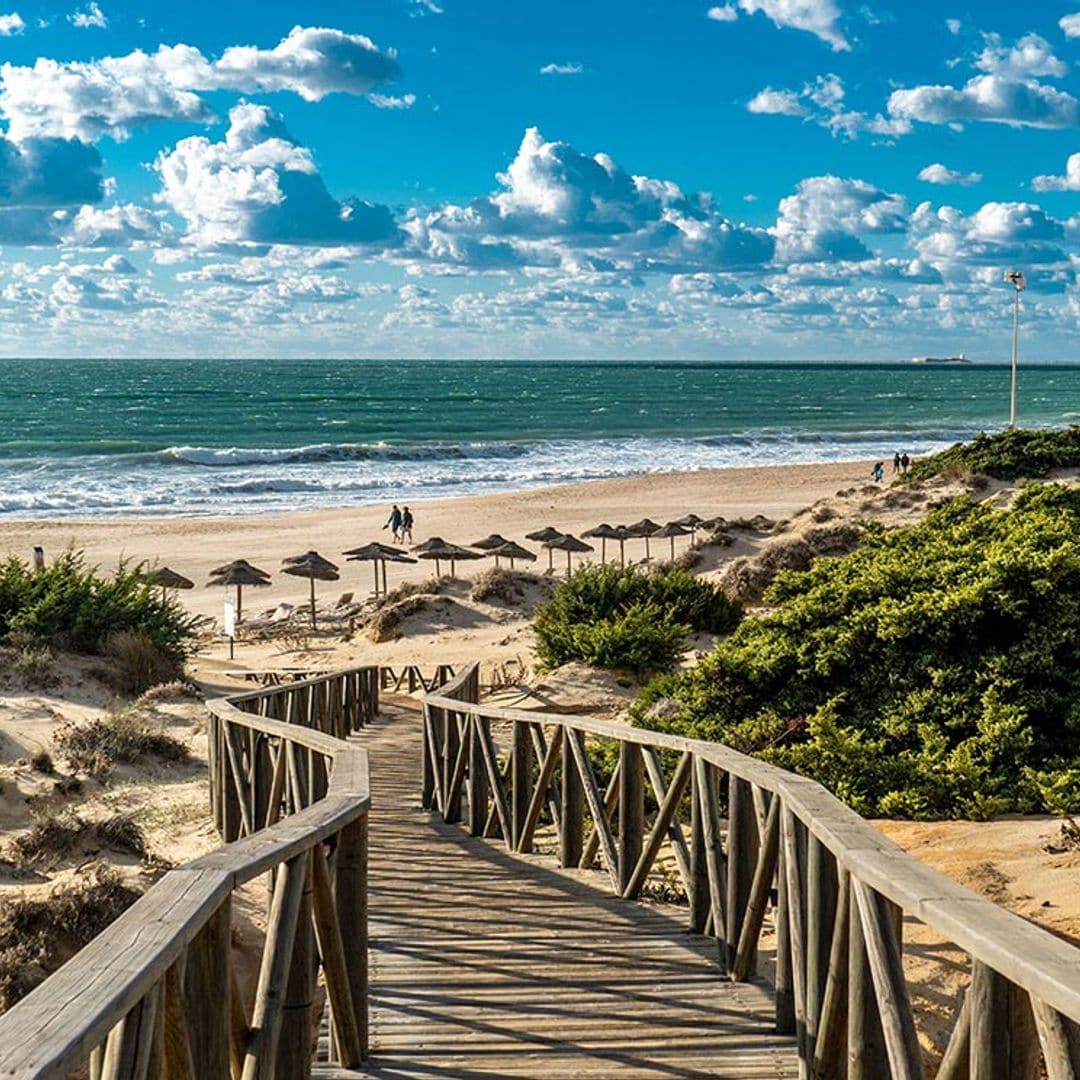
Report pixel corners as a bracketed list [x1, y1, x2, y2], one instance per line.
[1004, 269, 1026, 429]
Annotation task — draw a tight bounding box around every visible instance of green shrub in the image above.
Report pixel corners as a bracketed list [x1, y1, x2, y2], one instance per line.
[633, 484, 1080, 819]
[905, 426, 1080, 483]
[0, 552, 197, 667]
[533, 564, 741, 671]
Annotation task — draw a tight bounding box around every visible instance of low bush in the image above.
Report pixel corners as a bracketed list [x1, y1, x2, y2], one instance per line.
[11, 646, 57, 689]
[0, 865, 140, 1012]
[533, 564, 741, 672]
[7, 810, 146, 867]
[905, 426, 1080, 483]
[54, 710, 189, 778]
[103, 629, 184, 696]
[470, 568, 532, 604]
[0, 552, 198, 675]
[634, 484, 1080, 819]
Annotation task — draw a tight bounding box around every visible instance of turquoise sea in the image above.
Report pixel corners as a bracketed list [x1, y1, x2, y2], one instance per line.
[0, 358, 1077, 517]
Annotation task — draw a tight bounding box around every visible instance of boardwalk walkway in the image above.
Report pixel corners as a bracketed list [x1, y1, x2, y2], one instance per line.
[315, 700, 796, 1079]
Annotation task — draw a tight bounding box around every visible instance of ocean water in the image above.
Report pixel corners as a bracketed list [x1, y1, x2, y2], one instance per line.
[0, 358, 1077, 518]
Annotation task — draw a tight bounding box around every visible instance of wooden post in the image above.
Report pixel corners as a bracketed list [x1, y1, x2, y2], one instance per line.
[617, 741, 644, 895]
[242, 854, 307, 1080]
[559, 728, 584, 868]
[969, 961, 1038, 1080]
[847, 879, 888, 1080]
[688, 755, 710, 935]
[101, 986, 160, 1080]
[805, 833, 838, 1062]
[335, 815, 369, 1060]
[183, 899, 231, 1080]
[511, 720, 533, 851]
[467, 713, 489, 837]
[443, 710, 462, 824]
[278, 850, 314, 1080]
[421, 705, 435, 810]
[726, 776, 759, 972]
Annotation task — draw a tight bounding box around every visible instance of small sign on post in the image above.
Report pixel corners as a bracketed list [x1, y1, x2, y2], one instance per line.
[223, 598, 236, 660]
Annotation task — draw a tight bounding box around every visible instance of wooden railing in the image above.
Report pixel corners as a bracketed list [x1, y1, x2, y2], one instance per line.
[0, 666, 380, 1080]
[424, 664, 1080, 1080]
[378, 664, 455, 695]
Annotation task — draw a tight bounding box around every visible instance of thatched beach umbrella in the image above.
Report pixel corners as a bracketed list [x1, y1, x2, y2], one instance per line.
[582, 523, 621, 564]
[414, 540, 486, 578]
[488, 540, 537, 570]
[626, 518, 661, 561]
[209, 558, 270, 581]
[281, 551, 340, 629]
[525, 526, 565, 572]
[653, 522, 690, 562]
[542, 533, 594, 577]
[675, 513, 705, 543]
[471, 533, 512, 551]
[148, 566, 194, 603]
[206, 562, 271, 621]
[343, 542, 416, 597]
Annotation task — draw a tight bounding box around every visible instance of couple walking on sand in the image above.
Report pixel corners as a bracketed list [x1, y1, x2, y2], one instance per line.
[384, 504, 414, 544]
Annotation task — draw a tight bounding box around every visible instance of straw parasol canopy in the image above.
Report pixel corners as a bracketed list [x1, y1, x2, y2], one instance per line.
[625, 518, 661, 561]
[206, 561, 271, 621]
[413, 539, 486, 578]
[281, 551, 340, 629]
[343, 542, 417, 598]
[471, 533, 512, 551]
[209, 558, 270, 581]
[675, 513, 705, 542]
[542, 533, 594, 576]
[488, 540, 537, 569]
[148, 565, 194, 602]
[653, 522, 690, 562]
[525, 526, 565, 572]
[581, 523, 622, 564]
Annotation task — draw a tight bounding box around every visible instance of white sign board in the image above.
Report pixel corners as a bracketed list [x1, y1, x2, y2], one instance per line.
[223, 598, 236, 639]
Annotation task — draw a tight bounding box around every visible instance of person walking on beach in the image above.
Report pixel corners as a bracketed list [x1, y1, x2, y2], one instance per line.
[384, 504, 403, 543]
[893, 452, 901, 474]
[400, 506, 414, 544]
[900, 451, 910, 474]
[872, 461, 885, 483]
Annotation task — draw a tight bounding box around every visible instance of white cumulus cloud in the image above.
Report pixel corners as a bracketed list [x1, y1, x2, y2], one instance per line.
[0, 11, 24, 34]
[918, 163, 982, 186]
[69, 2, 106, 28]
[1032, 153, 1080, 191]
[749, 74, 909, 138]
[539, 62, 584, 75]
[1060, 12, 1080, 38]
[0, 26, 402, 143]
[706, 5, 738, 21]
[153, 102, 400, 249]
[738, 0, 849, 51]
[747, 87, 807, 116]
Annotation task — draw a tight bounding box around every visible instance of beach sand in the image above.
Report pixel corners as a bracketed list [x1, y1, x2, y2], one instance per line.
[0, 460, 874, 619]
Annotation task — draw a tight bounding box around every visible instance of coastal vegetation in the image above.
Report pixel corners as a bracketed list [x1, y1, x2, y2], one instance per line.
[632, 484, 1080, 818]
[533, 564, 742, 672]
[0, 552, 198, 693]
[905, 426, 1080, 483]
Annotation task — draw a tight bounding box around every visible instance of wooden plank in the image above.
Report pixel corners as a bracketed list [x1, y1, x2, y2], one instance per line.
[726, 775, 758, 973]
[312, 845, 362, 1068]
[565, 729, 619, 892]
[519, 732, 561, 855]
[851, 879, 924, 1080]
[1031, 996, 1080, 1080]
[694, 756, 727, 968]
[780, 807, 808, 1075]
[617, 741, 644, 896]
[732, 795, 779, 982]
[641, 747, 691, 895]
[241, 854, 308, 1080]
[811, 869, 850, 1079]
[559, 728, 584, 869]
[623, 751, 691, 901]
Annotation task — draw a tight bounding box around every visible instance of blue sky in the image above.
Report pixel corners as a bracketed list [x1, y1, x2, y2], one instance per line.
[1, 0, 1080, 359]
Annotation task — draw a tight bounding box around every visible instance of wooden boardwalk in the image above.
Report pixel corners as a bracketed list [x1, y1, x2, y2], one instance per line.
[315, 701, 796, 1079]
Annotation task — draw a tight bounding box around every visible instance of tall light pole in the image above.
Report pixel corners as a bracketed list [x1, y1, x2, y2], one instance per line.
[1004, 269, 1026, 429]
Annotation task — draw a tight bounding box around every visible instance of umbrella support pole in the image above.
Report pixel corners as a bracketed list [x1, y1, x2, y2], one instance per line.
[373, 563, 379, 599]
[310, 575, 317, 630]
[382, 561, 388, 597]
